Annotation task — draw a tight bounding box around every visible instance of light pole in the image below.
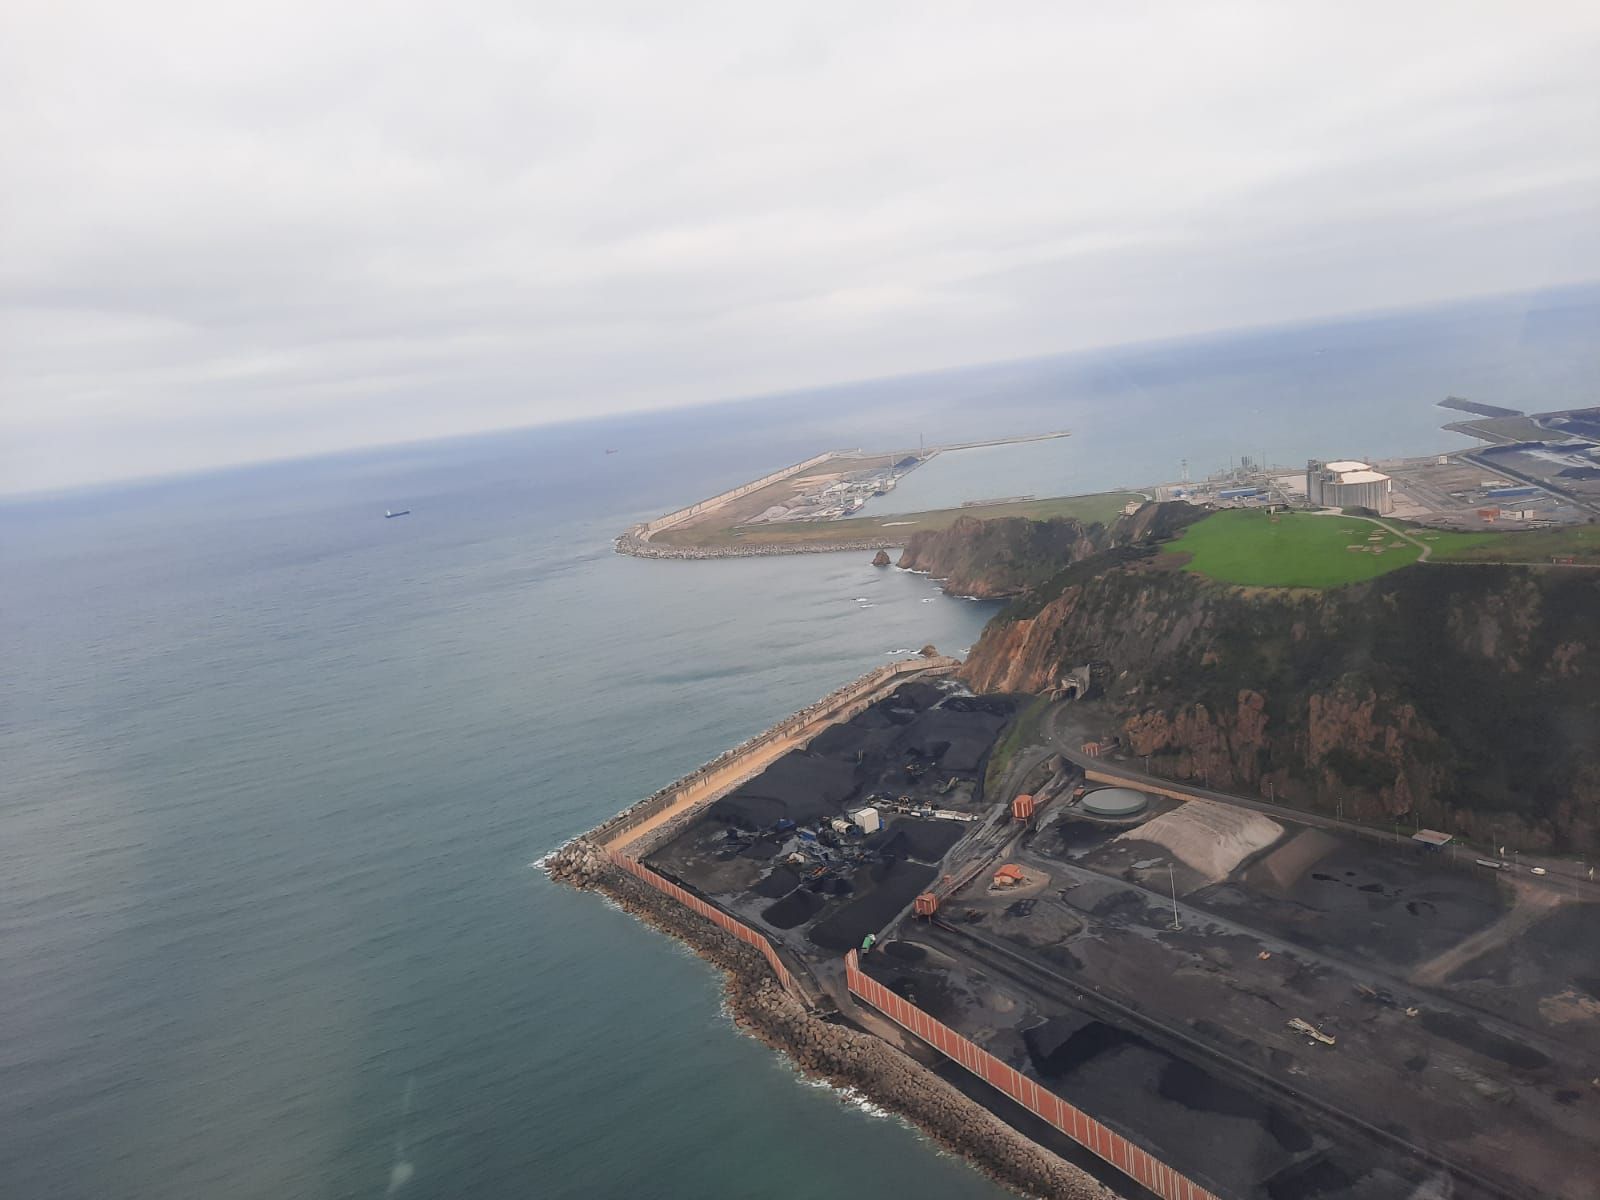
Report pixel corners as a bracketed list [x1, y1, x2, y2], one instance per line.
[1168, 863, 1182, 931]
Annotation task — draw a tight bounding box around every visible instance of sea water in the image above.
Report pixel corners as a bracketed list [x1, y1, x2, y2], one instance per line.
[2, 286, 1596, 1199]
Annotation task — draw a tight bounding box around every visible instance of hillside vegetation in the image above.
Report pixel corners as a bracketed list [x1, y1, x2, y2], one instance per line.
[1423, 524, 1600, 563]
[897, 501, 1203, 598]
[937, 504, 1600, 853]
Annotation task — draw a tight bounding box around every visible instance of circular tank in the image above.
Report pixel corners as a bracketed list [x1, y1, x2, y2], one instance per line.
[1081, 786, 1149, 818]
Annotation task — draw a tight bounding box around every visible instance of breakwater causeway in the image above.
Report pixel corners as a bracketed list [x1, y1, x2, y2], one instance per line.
[547, 655, 1219, 1200]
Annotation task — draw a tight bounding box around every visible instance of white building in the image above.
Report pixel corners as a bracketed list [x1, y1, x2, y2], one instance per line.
[1306, 459, 1394, 513]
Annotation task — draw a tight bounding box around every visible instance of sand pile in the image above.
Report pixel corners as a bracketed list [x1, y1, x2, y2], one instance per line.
[1119, 799, 1282, 883]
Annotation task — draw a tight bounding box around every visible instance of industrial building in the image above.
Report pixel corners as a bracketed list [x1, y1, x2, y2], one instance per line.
[1306, 459, 1394, 513]
[1079, 786, 1150, 819]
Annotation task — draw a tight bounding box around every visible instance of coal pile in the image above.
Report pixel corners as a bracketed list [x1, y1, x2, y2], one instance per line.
[1024, 1014, 1143, 1078]
[881, 940, 927, 962]
[941, 695, 1016, 717]
[887, 681, 947, 712]
[874, 818, 965, 862]
[879, 967, 963, 1023]
[762, 887, 826, 929]
[808, 859, 937, 950]
[753, 865, 800, 898]
[1158, 1060, 1312, 1152]
[901, 708, 1008, 772]
[709, 752, 859, 829]
[806, 719, 900, 762]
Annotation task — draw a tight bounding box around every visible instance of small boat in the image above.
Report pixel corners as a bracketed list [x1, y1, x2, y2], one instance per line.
[605, 448, 618, 455]
[385, 509, 411, 519]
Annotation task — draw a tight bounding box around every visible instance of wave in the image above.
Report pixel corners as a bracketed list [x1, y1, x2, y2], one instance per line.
[796, 1074, 893, 1119]
[529, 839, 574, 872]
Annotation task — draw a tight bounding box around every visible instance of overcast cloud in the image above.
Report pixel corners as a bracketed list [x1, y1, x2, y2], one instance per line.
[2, 0, 1597, 493]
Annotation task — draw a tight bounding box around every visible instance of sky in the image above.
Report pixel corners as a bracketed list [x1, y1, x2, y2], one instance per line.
[3, 1, 1598, 494]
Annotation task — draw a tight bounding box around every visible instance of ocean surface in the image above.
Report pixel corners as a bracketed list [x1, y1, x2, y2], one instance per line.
[3, 286, 1596, 1200]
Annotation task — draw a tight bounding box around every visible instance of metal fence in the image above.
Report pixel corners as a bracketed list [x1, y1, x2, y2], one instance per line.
[845, 949, 1221, 1200]
[605, 849, 798, 995]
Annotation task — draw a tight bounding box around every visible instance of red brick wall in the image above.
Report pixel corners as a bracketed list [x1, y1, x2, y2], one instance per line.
[846, 950, 1220, 1200]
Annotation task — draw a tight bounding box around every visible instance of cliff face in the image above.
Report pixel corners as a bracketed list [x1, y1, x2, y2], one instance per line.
[960, 549, 1600, 853]
[897, 502, 1203, 597]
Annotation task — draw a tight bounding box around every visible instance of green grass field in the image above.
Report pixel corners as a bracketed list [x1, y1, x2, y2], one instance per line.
[1417, 525, 1600, 563]
[1164, 510, 1421, 588]
[652, 491, 1140, 549]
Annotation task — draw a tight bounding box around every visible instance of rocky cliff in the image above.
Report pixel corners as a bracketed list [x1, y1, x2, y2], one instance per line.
[897, 502, 1203, 597]
[959, 535, 1600, 853]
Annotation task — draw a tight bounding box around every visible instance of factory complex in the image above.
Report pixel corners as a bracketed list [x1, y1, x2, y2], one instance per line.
[552, 664, 1600, 1200]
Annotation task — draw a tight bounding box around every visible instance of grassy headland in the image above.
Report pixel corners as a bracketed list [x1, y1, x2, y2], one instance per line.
[1163, 510, 1421, 588]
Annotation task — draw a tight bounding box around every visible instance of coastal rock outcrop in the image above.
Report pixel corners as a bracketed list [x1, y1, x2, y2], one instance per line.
[958, 531, 1600, 852]
[896, 502, 1204, 598]
[873, 549, 892, 567]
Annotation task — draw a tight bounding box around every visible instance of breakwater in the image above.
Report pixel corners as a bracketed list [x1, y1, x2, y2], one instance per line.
[615, 431, 1072, 560]
[616, 449, 848, 559]
[545, 840, 1111, 1200]
[545, 652, 1238, 1199]
[615, 532, 901, 560]
[593, 655, 961, 855]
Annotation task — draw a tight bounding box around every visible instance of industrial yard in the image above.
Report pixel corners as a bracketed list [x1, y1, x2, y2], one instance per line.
[636, 682, 1600, 1200]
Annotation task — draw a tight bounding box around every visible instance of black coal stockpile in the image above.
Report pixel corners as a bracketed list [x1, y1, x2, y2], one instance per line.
[762, 886, 826, 929]
[875, 818, 965, 862]
[753, 866, 800, 898]
[806, 719, 901, 763]
[941, 695, 1016, 717]
[709, 752, 859, 829]
[1024, 1014, 1144, 1078]
[808, 859, 937, 950]
[888, 681, 946, 712]
[901, 708, 1007, 772]
[767, 686, 1012, 806]
[1158, 1060, 1313, 1153]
